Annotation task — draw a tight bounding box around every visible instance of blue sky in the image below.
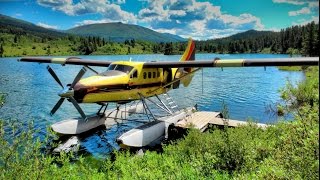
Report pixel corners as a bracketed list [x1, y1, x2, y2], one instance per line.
[0, 0, 318, 40]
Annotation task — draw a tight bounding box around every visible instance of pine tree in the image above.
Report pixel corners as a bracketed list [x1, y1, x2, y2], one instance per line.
[14, 35, 18, 43]
[127, 46, 131, 54]
[130, 39, 135, 48]
[302, 21, 317, 56]
[0, 44, 4, 57]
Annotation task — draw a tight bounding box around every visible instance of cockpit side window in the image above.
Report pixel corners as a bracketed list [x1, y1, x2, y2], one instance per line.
[116, 65, 133, 74]
[107, 64, 116, 71]
[107, 64, 133, 74]
[130, 69, 138, 78]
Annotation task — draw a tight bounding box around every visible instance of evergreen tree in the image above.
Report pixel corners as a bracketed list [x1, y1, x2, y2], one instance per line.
[127, 46, 131, 54]
[152, 45, 157, 53]
[46, 47, 51, 55]
[0, 44, 4, 57]
[130, 39, 135, 48]
[14, 35, 18, 43]
[302, 21, 317, 56]
[164, 42, 173, 55]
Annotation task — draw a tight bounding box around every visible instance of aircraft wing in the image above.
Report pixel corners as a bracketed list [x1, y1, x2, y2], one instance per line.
[19, 57, 318, 68]
[143, 57, 319, 68]
[18, 57, 112, 67]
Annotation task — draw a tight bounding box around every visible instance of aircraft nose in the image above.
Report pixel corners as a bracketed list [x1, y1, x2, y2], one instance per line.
[58, 87, 74, 98]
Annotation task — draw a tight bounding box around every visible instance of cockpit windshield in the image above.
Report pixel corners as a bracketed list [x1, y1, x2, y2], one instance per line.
[107, 64, 133, 74]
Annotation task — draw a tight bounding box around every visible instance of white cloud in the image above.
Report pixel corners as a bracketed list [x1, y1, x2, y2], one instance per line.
[37, 0, 72, 7]
[74, 19, 112, 27]
[273, 0, 319, 17]
[112, 0, 125, 4]
[14, 13, 22, 17]
[37, 0, 263, 39]
[37, 0, 137, 23]
[272, 0, 305, 5]
[272, 0, 319, 11]
[308, 1, 319, 8]
[37, 22, 58, 29]
[138, 0, 263, 39]
[289, 7, 311, 16]
[293, 16, 319, 25]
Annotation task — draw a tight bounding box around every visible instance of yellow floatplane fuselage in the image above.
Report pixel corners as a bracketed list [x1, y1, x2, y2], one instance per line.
[74, 61, 179, 103]
[73, 38, 196, 104]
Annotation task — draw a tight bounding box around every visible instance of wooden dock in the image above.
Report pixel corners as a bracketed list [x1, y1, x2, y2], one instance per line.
[175, 111, 268, 132]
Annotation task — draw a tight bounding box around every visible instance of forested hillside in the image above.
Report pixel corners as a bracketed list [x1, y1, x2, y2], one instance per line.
[0, 13, 318, 57]
[66, 22, 185, 42]
[0, 14, 164, 57]
[195, 22, 319, 56]
[150, 21, 319, 57]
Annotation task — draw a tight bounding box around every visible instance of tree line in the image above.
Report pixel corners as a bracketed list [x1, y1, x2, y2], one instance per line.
[150, 21, 319, 57]
[195, 21, 319, 56]
[0, 21, 318, 57]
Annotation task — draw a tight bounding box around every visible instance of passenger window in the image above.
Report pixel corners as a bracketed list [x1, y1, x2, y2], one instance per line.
[157, 71, 160, 78]
[131, 69, 138, 78]
[153, 72, 156, 78]
[143, 72, 146, 79]
[148, 72, 151, 78]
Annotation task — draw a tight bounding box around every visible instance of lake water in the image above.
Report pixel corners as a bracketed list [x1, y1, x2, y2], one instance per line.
[0, 53, 304, 157]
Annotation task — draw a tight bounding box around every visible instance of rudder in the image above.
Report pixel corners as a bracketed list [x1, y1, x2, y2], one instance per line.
[174, 38, 196, 87]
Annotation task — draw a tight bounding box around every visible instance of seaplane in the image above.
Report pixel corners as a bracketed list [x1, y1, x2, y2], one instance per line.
[19, 38, 318, 148]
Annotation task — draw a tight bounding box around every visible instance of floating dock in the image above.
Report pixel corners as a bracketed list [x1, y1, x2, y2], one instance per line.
[117, 110, 269, 148]
[175, 111, 268, 132]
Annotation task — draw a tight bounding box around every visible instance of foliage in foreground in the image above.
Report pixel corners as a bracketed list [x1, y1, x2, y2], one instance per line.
[0, 68, 319, 179]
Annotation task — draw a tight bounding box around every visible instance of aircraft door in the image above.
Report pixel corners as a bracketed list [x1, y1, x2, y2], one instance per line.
[129, 69, 138, 86]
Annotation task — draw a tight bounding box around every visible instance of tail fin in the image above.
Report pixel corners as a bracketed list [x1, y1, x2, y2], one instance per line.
[180, 38, 195, 62]
[174, 38, 196, 87]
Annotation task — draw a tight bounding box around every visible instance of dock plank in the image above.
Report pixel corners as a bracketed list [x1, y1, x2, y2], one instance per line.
[175, 111, 268, 131]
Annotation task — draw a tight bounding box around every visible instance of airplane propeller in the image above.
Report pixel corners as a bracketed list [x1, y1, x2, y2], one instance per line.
[47, 65, 87, 120]
[47, 66, 64, 89]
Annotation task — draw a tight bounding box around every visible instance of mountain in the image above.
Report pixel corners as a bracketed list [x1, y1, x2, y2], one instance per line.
[161, 33, 186, 42]
[198, 29, 279, 50]
[66, 22, 186, 42]
[0, 14, 66, 38]
[209, 29, 278, 43]
[225, 29, 277, 40]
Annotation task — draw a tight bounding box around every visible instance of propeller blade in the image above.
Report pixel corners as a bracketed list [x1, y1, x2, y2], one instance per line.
[69, 97, 87, 121]
[85, 65, 99, 74]
[50, 98, 65, 116]
[47, 66, 64, 89]
[70, 67, 87, 88]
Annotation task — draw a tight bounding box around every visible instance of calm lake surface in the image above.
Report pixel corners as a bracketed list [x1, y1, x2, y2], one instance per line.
[0, 53, 304, 157]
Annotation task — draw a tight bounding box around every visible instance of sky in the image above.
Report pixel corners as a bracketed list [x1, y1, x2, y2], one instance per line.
[0, 0, 319, 40]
